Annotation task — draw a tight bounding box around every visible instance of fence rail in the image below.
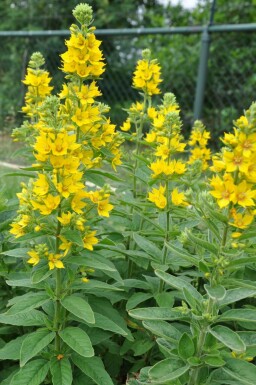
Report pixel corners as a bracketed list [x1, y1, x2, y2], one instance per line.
[1, 22, 256, 140]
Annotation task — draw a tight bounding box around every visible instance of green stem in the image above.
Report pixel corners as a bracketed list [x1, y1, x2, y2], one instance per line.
[53, 198, 62, 351]
[159, 179, 170, 292]
[54, 268, 62, 351]
[188, 299, 214, 385]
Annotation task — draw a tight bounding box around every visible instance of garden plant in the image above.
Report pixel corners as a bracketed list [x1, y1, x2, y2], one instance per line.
[0, 3, 256, 385]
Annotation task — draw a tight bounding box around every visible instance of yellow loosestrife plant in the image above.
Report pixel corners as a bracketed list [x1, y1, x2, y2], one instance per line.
[1, 3, 256, 385]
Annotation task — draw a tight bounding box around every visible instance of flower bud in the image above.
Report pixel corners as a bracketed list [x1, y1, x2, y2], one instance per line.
[72, 3, 93, 26]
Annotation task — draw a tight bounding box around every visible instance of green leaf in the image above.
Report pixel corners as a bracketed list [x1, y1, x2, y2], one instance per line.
[209, 325, 246, 353]
[164, 241, 198, 265]
[132, 338, 155, 356]
[178, 332, 195, 359]
[89, 312, 128, 337]
[238, 331, 256, 347]
[219, 288, 256, 307]
[203, 355, 226, 367]
[59, 327, 94, 358]
[154, 292, 174, 308]
[73, 279, 123, 292]
[72, 354, 114, 385]
[7, 292, 49, 315]
[0, 334, 28, 360]
[61, 229, 84, 247]
[0, 310, 47, 326]
[86, 169, 123, 182]
[32, 264, 53, 284]
[50, 357, 73, 385]
[148, 358, 190, 384]
[129, 307, 187, 321]
[223, 358, 256, 385]
[10, 359, 49, 385]
[126, 292, 152, 311]
[218, 309, 256, 323]
[187, 357, 202, 367]
[20, 329, 55, 367]
[155, 270, 203, 302]
[61, 295, 95, 324]
[143, 320, 181, 343]
[185, 230, 218, 255]
[204, 285, 226, 300]
[133, 233, 162, 262]
[67, 252, 116, 272]
[1, 248, 30, 258]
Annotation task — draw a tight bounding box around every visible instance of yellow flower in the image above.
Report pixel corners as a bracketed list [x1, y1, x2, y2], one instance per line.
[120, 118, 131, 132]
[97, 199, 114, 217]
[171, 188, 188, 207]
[236, 132, 256, 158]
[155, 144, 170, 160]
[229, 212, 254, 229]
[148, 185, 167, 209]
[223, 150, 248, 173]
[27, 250, 40, 266]
[33, 174, 49, 196]
[31, 194, 60, 215]
[231, 181, 256, 207]
[59, 236, 72, 256]
[48, 253, 65, 270]
[145, 132, 156, 143]
[10, 223, 25, 238]
[71, 191, 87, 214]
[210, 175, 235, 208]
[57, 212, 72, 226]
[83, 230, 98, 250]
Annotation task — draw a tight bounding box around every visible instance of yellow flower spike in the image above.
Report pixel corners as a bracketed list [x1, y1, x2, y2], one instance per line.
[48, 253, 65, 270]
[83, 231, 98, 250]
[81, 277, 90, 283]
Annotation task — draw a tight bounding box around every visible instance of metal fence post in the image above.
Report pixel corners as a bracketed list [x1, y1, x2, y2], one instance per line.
[193, 26, 211, 120]
[193, 0, 217, 121]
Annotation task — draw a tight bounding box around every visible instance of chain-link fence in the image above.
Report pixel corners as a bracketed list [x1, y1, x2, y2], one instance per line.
[1, 24, 256, 141]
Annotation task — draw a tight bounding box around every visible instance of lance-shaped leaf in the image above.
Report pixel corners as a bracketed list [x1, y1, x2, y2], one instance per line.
[155, 270, 202, 302]
[0, 310, 47, 326]
[148, 358, 190, 384]
[129, 307, 187, 321]
[61, 295, 95, 324]
[20, 329, 55, 367]
[50, 357, 72, 385]
[218, 309, 256, 323]
[6, 292, 49, 315]
[72, 354, 114, 385]
[133, 233, 162, 262]
[209, 325, 246, 353]
[10, 359, 49, 385]
[59, 327, 94, 358]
